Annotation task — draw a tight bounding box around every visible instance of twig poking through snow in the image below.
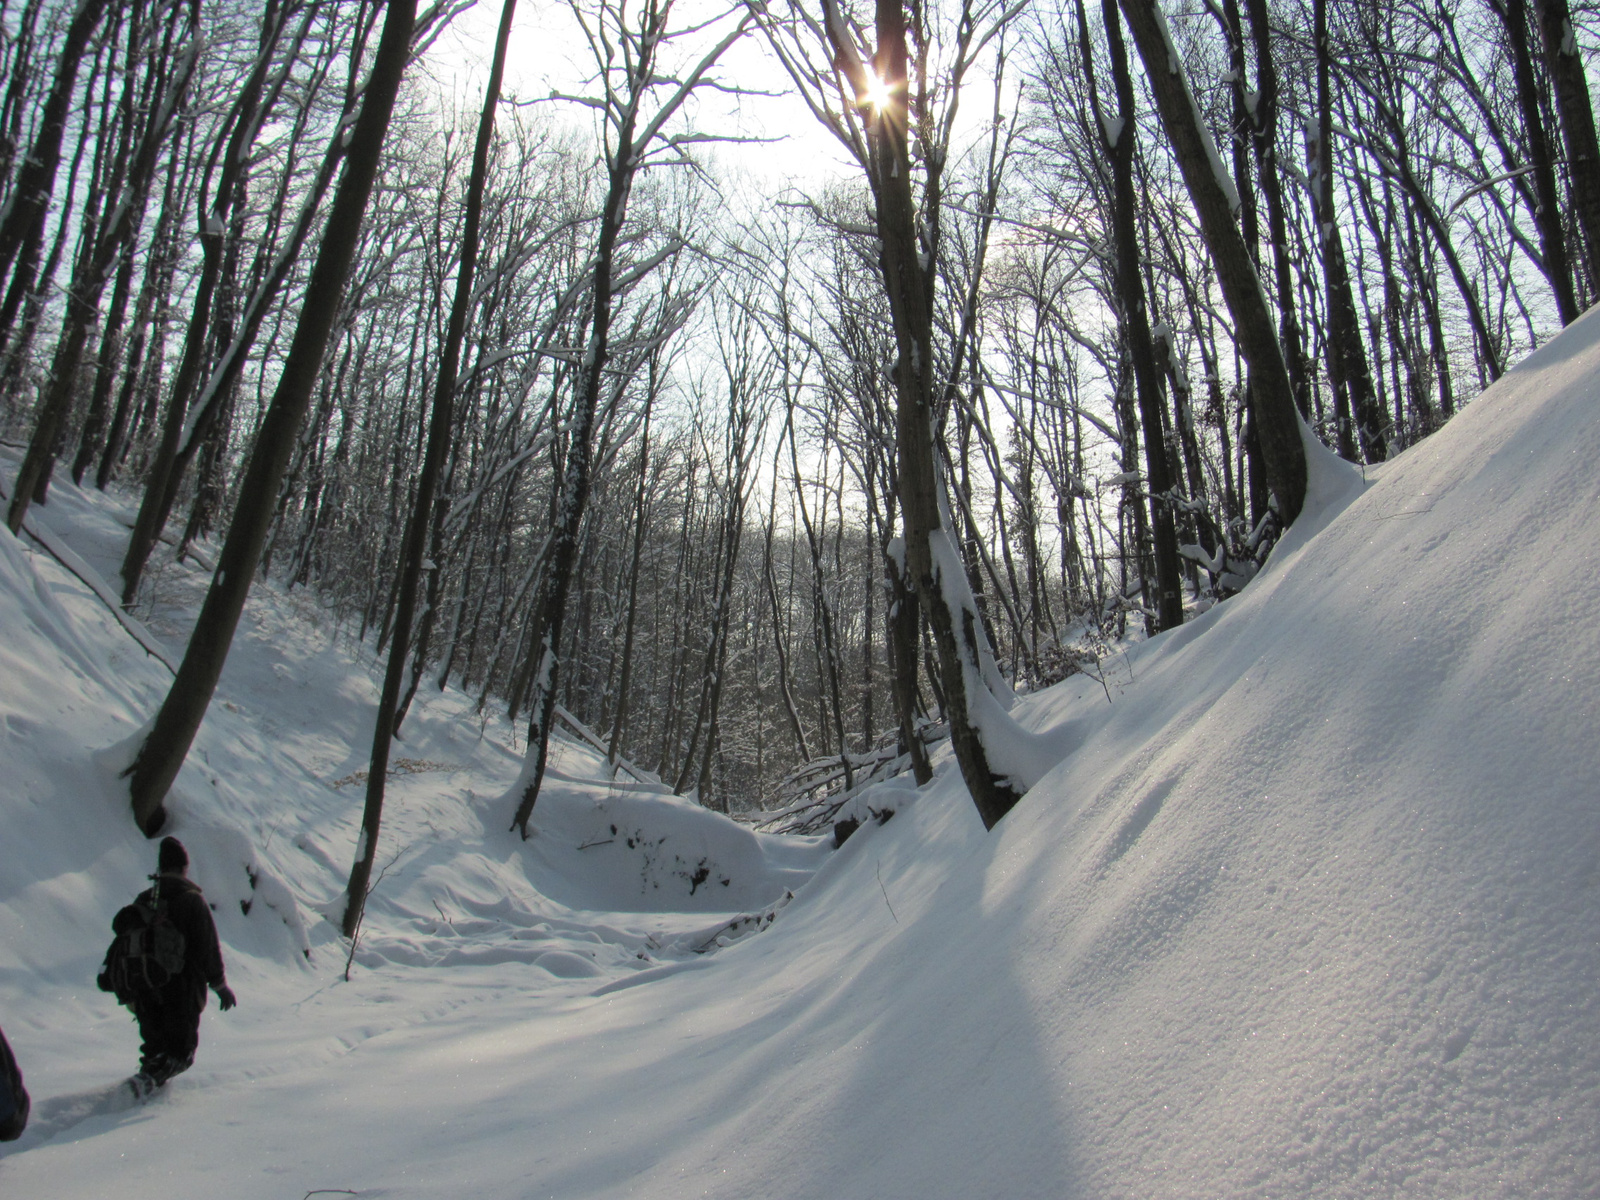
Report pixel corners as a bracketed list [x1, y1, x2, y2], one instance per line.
[343, 847, 405, 980]
[877, 860, 898, 924]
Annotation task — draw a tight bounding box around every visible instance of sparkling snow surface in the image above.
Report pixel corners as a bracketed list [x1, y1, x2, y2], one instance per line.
[3, 308, 1600, 1197]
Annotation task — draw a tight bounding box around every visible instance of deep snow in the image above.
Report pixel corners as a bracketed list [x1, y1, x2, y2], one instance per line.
[1, 307, 1598, 1198]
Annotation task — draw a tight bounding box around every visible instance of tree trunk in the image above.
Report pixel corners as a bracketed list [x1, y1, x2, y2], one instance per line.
[509, 3, 744, 836]
[1533, 0, 1600, 296]
[885, 545, 932, 784]
[0, 0, 110, 295]
[1495, 0, 1579, 322]
[1117, 0, 1306, 522]
[7, 28, 195, 533]
[343, 0, 513, 937]
[606, 390, 653, 772]
[509, 88, 639, 837]
[829, 0, 1024, 830]
[1242, 0, 1313, 420]
[762, 490, 812, 764]
[1309, 0, 1385, 461]
[125, 0, 416, 836]
[1082, 0, 1183, 631]
[119, 2, 334, 603]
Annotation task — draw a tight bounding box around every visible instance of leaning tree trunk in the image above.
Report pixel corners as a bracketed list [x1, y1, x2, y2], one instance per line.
[119, 3, 319, 605]
[70, 226, 139, 485]
[125, 0, 416, 836]
[97, 125, 189, 490]
[1117, 0, 1306, 523]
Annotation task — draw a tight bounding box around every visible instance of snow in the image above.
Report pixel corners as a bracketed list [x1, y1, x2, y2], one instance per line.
[4, 306, 1600, 1195]
[1150, 0, 1243, 218]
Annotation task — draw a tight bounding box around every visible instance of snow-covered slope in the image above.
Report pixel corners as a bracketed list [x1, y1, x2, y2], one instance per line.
[3, 307, 1599, 1198]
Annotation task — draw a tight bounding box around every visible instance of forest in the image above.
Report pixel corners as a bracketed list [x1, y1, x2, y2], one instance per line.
[0, 0, 1589, 902]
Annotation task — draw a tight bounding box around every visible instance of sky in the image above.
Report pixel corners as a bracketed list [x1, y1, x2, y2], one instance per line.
[418, 0, 1019, 195]
[419, 0, 867, 186]
[1, 295, 1598, 1194]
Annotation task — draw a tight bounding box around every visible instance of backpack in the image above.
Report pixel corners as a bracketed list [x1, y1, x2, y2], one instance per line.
[100, 877, 187, 1005]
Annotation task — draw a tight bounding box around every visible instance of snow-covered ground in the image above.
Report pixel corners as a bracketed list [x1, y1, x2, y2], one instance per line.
[3, 308, 1599, 1198]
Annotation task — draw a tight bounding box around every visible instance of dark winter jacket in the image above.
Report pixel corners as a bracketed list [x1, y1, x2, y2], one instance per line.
[131, 873, 227, 1011]
[0, 1025, 27, 1141]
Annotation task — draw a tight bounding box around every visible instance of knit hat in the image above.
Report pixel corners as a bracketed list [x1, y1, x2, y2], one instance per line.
[158, 836, 189, 874]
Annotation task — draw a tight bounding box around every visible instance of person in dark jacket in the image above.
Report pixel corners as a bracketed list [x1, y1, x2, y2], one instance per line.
[105, 837, 236, 1097]
[0, 1024, 27, 1140]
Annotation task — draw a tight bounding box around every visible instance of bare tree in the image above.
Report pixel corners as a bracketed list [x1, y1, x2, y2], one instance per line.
[1115, 0, 1307, 522]
[343, 0, 518, 938]
[125, 0, 418, 835]
[752, 0, 1043, 829]
[509, 0, 750, 836]
[0, 0, 112, 299]
[7, 0, 197, 532]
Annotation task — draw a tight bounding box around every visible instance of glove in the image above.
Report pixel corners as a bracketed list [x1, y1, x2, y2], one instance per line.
[214, 984, 237, 1011]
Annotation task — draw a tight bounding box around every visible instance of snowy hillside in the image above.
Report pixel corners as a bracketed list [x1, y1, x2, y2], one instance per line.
[3, 308, 1600, 1197]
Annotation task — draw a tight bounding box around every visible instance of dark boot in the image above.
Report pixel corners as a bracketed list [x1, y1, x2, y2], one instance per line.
[142, 1051, 193, 1086]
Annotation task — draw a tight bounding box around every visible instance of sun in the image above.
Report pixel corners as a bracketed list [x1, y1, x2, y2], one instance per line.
[861, 72, 893, 111]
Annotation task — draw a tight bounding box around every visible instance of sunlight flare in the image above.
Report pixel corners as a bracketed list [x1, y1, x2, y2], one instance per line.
[861, 71, 894, 111]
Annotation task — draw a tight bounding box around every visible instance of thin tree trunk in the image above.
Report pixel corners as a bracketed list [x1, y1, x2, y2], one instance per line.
[762, 487, 812, 763]
[606, 387, 654, 772]
[343, 0, 514, 936]
[510, 5, 744, 836]
[1242, 0, 1314, 419]
[119, 2, 332, 603]
[1310, 0, 1385, 460]
[1082, 0, 1183, 630]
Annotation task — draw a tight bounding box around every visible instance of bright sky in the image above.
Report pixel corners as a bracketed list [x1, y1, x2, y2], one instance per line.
[418, 0, 867, 187]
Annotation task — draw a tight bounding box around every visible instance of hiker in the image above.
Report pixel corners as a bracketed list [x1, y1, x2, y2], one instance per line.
[0, 1024, 27, 1140]
[99, 836, 236, 1098]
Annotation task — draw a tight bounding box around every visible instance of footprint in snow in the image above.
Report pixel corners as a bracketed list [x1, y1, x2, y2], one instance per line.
[0, 1079, 145, 1153]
